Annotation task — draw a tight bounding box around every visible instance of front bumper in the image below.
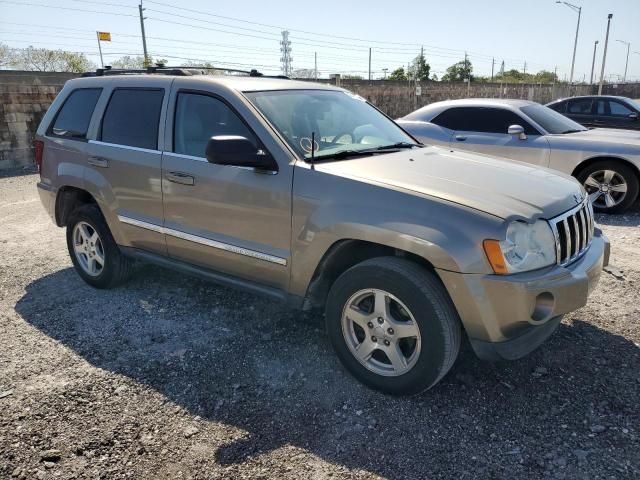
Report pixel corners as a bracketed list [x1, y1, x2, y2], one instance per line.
[37, 181, 57, 223]
[437, 229, 609, 361]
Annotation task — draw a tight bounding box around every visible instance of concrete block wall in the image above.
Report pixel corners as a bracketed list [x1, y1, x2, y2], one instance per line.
[0, 71, 77, 170]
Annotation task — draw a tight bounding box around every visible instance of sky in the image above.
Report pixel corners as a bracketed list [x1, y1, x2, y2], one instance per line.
[0, 0, 638, 82]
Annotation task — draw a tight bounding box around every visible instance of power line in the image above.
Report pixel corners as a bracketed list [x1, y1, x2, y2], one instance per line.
[0, 1, 138, 17]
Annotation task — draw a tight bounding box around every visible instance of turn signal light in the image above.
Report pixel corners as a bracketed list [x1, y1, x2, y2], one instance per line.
[483, 239, 508, 275]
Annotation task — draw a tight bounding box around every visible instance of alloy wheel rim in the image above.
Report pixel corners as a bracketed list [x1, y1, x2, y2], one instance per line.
[72, 221, 105, 277]
[341, 289, 421, 377]
[584, 169, 627, 209]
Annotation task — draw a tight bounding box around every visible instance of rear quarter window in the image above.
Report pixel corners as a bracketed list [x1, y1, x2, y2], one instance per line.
[100, 88, 164, 150]
[49, 88, 102, 139]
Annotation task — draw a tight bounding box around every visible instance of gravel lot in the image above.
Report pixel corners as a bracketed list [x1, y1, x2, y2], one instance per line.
[1, 172, 639, 480]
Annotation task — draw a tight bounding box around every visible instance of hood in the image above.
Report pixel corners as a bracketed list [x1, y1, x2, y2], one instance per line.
[560, 128, 640, 147]
[316, 146, 583, 220]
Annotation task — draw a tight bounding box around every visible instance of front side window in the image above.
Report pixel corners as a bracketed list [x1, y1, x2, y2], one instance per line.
[432, 107, 537, 135]
[567, 98, 593, 114]
[50, 88, 102, 139]
[608, 101, 633, 116]
[101, 89, 164, 149]
[174, 92, 255, 158]
[244, 89, 415, 160]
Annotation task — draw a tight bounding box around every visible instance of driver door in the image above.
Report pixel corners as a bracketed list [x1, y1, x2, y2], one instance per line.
[160, 83, 293, 290]
[448, 107, 550, 167]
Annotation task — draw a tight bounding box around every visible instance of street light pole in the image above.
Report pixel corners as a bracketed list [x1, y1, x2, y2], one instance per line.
[598, 14, 613, 96]
[589, 40, 598, 84]
[616, 40, 631, 83]
[556, 1, 581, 86]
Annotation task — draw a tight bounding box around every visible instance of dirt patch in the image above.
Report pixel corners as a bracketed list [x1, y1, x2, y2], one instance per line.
[1, 174, 638, 479]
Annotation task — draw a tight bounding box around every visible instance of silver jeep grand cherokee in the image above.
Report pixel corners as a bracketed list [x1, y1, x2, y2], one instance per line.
[35, 68, 609, 395]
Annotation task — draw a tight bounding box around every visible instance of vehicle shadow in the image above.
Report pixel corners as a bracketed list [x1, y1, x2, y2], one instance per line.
[15, 265, 640, 479]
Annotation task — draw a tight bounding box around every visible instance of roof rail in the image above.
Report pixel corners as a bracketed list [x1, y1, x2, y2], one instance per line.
[81, 65, 290, 79]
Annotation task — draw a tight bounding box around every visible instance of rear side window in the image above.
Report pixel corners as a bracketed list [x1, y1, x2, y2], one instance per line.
[173, 92, 255, 158]
[50, 88, 102, 139]
[101, 89, 164, 149]
[567, 98, 593, 114]
[432, 107, 537, 135]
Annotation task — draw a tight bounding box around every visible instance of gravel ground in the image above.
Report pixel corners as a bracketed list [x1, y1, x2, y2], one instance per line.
[1, 173, 639, 480]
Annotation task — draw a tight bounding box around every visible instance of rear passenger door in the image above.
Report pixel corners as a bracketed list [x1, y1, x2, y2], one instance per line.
[436, 107, 550, 167]
[86, 78, 171, 254]
[160, 82, 293, 290]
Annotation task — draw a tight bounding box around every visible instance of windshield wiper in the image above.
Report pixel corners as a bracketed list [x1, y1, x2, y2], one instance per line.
[313, 149, 378, 161]
[374, 141, 422, 150]
[560, 129, 585, 134]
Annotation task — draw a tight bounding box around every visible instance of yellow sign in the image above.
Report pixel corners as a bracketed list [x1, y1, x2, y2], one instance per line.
[97, 32, 111, 42]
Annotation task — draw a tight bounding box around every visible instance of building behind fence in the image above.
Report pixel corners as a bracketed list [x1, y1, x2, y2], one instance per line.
[0, 69, 638, 170]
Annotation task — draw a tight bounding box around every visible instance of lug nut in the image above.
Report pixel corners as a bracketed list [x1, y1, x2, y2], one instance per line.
[371, 336, 377, 342]
[377, 317, 384, 324]
[387, 328, 394, 335]
[367, 322, 374, 328]
[384, 340, 390, 346]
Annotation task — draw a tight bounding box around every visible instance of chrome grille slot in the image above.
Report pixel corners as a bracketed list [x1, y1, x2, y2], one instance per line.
[550, 200, 594, 266]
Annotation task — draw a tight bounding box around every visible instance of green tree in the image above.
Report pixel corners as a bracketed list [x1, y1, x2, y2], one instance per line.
[388, 67, 407, 81]
[413, 52, 430, 81]
[11, 46, 93, 72]
[441, 58, 473, 82]
[342, 74, 364, 80]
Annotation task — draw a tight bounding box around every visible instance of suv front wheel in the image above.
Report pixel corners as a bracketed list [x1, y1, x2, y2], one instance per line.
[325, 257, 461, 395]
[66, 204, 133, 288]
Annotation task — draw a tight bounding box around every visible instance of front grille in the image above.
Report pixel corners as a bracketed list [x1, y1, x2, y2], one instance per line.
[550, 199, 594, 266]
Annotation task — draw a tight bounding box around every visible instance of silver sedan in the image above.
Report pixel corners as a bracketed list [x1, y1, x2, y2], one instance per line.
[398, 99, 640, 213]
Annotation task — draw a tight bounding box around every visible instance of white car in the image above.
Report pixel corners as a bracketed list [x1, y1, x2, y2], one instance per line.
[398, 99, 640, 213]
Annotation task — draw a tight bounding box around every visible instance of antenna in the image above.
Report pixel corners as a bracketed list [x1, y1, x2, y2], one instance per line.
[310, 131, 316, 170]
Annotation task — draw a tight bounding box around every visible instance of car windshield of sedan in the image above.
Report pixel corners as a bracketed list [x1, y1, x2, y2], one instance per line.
[520, 104, 588, 134]
[244, 89, 418, 160]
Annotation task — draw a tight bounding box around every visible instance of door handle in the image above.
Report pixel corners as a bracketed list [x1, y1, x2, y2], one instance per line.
[166, 171, 195, 186]
[87, 156, 108, 168]
[455, 135, 467, 141]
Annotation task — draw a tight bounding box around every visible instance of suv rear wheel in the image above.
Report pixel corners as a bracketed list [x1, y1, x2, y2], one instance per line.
[66, 204, 133, 288]
[576, 160, 639, 214]
[325, 257, 461, 395]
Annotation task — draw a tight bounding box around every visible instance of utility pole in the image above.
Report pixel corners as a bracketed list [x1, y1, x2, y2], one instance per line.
[382, 68, 388, 79]
[368, 47, 372, 82]
[314, 52, 317, 80]
[598, 14, 613, 95]
[138, 1, 149, 67]
[616, 40, 630, 83]
[523, 61, 527, 76]
[96, 32, 104, 68]
[590, 41, 599, 84]
[491, 57, 495, 81]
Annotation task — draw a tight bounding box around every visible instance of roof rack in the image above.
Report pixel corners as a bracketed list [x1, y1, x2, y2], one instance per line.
[81, 65, 289, 79]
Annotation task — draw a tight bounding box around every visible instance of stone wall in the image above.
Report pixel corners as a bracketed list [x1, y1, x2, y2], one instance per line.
[0, 69, 637, 170]
[0, 71, 76, 170]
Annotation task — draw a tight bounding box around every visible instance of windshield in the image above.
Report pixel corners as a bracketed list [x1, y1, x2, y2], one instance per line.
[520, 104, 587, 134]
[244, 89, 416, 160]
[627, 98, 640, 111]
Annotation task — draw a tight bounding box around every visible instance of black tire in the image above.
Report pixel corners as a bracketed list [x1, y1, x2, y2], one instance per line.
[66, 204, 133, 288]
[576, 160, 639, 214]
[325, 257, 461, 395]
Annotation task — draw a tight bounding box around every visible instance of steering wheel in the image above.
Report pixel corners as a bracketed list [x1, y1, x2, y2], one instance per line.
[328, 130, 354, 146]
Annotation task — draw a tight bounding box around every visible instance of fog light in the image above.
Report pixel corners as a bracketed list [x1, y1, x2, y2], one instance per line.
[531, 292, 555, 322]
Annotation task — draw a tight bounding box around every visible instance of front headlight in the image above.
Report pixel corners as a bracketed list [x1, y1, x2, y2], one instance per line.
[484, 220, 556, 274]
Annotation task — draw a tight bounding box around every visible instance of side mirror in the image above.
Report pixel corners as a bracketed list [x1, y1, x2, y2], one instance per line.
[205, 136, 276, 171]
[508, 124, 527, 140]
[629, 112, 639, 120]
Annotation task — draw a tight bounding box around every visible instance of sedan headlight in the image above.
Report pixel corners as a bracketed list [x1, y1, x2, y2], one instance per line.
[484, 220, 556, 274]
